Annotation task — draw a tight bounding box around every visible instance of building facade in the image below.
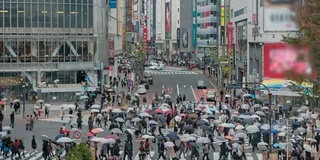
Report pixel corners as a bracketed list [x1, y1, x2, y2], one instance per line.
[230, 0, 299, 82]
[0, 0, 108, 100]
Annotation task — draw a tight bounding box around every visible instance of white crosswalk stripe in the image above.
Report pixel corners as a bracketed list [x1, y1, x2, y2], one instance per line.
[213, 152, 263, 160]
[144, 70, 198, 75]
[0, 150, 66, 160]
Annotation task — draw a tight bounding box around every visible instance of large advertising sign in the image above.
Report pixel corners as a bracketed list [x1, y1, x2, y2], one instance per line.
[109, 0, 117, 8]
[165, 0, 171, 33]
[227, 22, 233, 55]
[264, 43, 311, 79]
[263, 0, 298, 31]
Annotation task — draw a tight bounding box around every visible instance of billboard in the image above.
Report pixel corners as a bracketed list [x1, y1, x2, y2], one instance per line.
[227, 22, 233, 55]
[165, 0, 171, 33]
[109, 0, 117, 8]
[263, 0, 299, 31]
[264, 43, 311, 79]
[220, 7, 225, 26]
[182, 32, 188, 48]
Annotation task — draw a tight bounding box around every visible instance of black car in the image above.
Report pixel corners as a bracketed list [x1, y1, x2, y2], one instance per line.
[197, 80, 207, 89]
[143, 75, 153, 84]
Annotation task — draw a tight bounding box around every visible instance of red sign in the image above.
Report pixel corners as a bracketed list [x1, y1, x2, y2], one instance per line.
[227, 22, 233, 55]
[264, 43, 311, 79]
[109, 66, 113, 70]
[109, 52, 114, 57]
[73, 130, 82, 139]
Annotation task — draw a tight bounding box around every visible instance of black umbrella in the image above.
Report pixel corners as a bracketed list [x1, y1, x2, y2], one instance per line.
[208, 115, 215, 119]
[196, 120, 208, 125]
[166, 132, 179, 140]
[199, 125, 210, 131]
[155, 135, 166, 140]
[190, 142, 199, 148]
[242, 119, 254, 124]
[183, 126, 195, 134]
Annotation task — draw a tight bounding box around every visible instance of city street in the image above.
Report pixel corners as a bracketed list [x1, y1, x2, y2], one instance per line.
[144, 66, 218, 102]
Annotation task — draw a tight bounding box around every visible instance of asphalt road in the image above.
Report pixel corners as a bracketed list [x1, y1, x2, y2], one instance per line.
[145, 67, 218, 102]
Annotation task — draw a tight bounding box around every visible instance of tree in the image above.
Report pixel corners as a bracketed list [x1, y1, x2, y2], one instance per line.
[123, 41, 133, 54]
[282, 0, 320, 101]
[134, 41, 147, 75]
[65, 143, 93, 160]
[219, 55, 232, 80]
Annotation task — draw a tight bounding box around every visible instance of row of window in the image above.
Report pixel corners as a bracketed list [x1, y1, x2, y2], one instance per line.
[234, 7, 247, 17]
[197, 11, 217, 18]
[197, 22, 217, 29]
[0, 3, 93, 28]
[197, 34, 217, 40]
[1, 0, 93, 4]
[197, 0, 218, 7]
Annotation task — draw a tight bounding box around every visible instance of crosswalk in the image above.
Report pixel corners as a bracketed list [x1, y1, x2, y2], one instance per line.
[144, 70, 199, 75]
[0, 150, 66, 160]
[213, 152, 263, 160]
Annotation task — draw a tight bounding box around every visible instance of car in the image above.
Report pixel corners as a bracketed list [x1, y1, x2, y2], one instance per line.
[137, 85, 147, 94]
[149, 64, 163, 70]
[206, 90, 217, 101]
[144, 75, 153, 84]
[197, 80, 207, 89]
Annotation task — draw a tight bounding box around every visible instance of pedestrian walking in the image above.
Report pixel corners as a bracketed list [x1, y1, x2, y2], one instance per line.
[31, 135, 37, 155]
[26, 114, 30, 130]
[29, 115, 34, 131]
[10, 111, 14, 128]
[60, 107, 65, 120]
[45, 106, 49, 118]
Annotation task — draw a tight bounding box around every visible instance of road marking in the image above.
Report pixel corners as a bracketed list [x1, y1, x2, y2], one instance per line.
[177, 84, 180, 95]
[29, 151, 43, 160]
[191, 85, 197, 102]
[134, 151, 155, 160]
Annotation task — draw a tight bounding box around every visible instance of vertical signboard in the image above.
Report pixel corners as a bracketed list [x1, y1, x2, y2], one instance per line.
[263, 0, 298, 31]
[192, 0, 197, 46]
[165, 0, 171, 39]
[227, 22, 233, 55]
[109, 0, 117, 8]
[176, 28, 180, 49]
[109, 36, 114, 50]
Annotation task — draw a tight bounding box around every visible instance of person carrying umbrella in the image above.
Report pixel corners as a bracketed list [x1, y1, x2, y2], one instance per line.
[202, 143, 210, 160]
[190, 142, 199, 160]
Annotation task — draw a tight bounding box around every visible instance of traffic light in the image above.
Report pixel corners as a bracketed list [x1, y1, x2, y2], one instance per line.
[305, 88, 310, 96]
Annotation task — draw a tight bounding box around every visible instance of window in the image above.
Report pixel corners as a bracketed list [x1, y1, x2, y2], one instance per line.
[177, 8, 179, 12]
[231, 9, 233, 18]
[260, 0, 263, 7]
[211, 0, 217, 5]
[177, 20, 179, 24]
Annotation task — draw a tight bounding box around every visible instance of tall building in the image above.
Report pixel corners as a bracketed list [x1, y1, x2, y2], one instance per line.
[155, 0, 180, 61]
[195, 0, 219, 54]
[0, 0, 109, 100]
[229, 0, 299, 82]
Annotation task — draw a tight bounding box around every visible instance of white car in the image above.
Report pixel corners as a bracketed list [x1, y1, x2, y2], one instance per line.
[137, 85, 147, 94]
[149, 64, 164, 70]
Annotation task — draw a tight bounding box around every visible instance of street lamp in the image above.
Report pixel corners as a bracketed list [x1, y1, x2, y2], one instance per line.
[20, 70, 27, 119]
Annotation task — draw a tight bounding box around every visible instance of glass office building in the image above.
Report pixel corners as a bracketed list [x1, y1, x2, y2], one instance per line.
[0, 0, 108, 100]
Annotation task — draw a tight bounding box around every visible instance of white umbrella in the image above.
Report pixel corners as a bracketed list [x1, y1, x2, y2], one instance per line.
[300, 106, 309, 111]
[278, 132, 286, 137]
[241, 104, 250, 109]
[0, 131, 7, 137]
[311, 114, 318, 119]
[260, 124, 270, 130]
[34, 105, 41, 109]
[13, 99, 20, 103]
[37, 100, 44, 103]
[235, 132, 247, 139]
[174, 116, 182, 122]
[91, 104, 101, 109]
[147, 120, 158, 125]
[225, 94, 231, 98]
[201, 115, 209, 119]
[91, 137, 103, 142]
[303, 144, 313, 152]
[44, 104, 51, 107]
[57, 137, 73, 143]
[80, 95, 88, 100]
[197, 137, 210, 143]
[103, 138, 116, 144]
[126, 129, 134, 135]
[239, 115, 251, 119]
[251, 115, 260, 119]
[253, 104, 262, 108]
[164, 141, 175, 147]
[307, 138, 317, 143]
[1, 98, 7, 101]
[188, 137, 197, 141]
[142, 135, 155, 139]
[139, 112, 151, 117]
[246, 125, 260, 133]
[213, 120, 222, 125]
[235, 125, 245, 130]
[91, 109, 100, 113]
[220, 123, 235, 128]
[181, 138, 189, 142]
[255, 111, 265, 116]
[164, 94, 171, 99]
[2, 126, 11, 131]
[68, 104, 76, 109]
[115, 117, 125, 123]
[296, 127, 307, 133]
[131, 117, 142, 122]
[101, 108, 109, 112]
[110, 128, 123, 134]
[112, 108, 122, 113]
[258, 142, 268, 146]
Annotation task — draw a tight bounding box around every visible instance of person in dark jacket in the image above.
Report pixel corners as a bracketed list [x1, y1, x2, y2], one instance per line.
[42, 140, 49, 160]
